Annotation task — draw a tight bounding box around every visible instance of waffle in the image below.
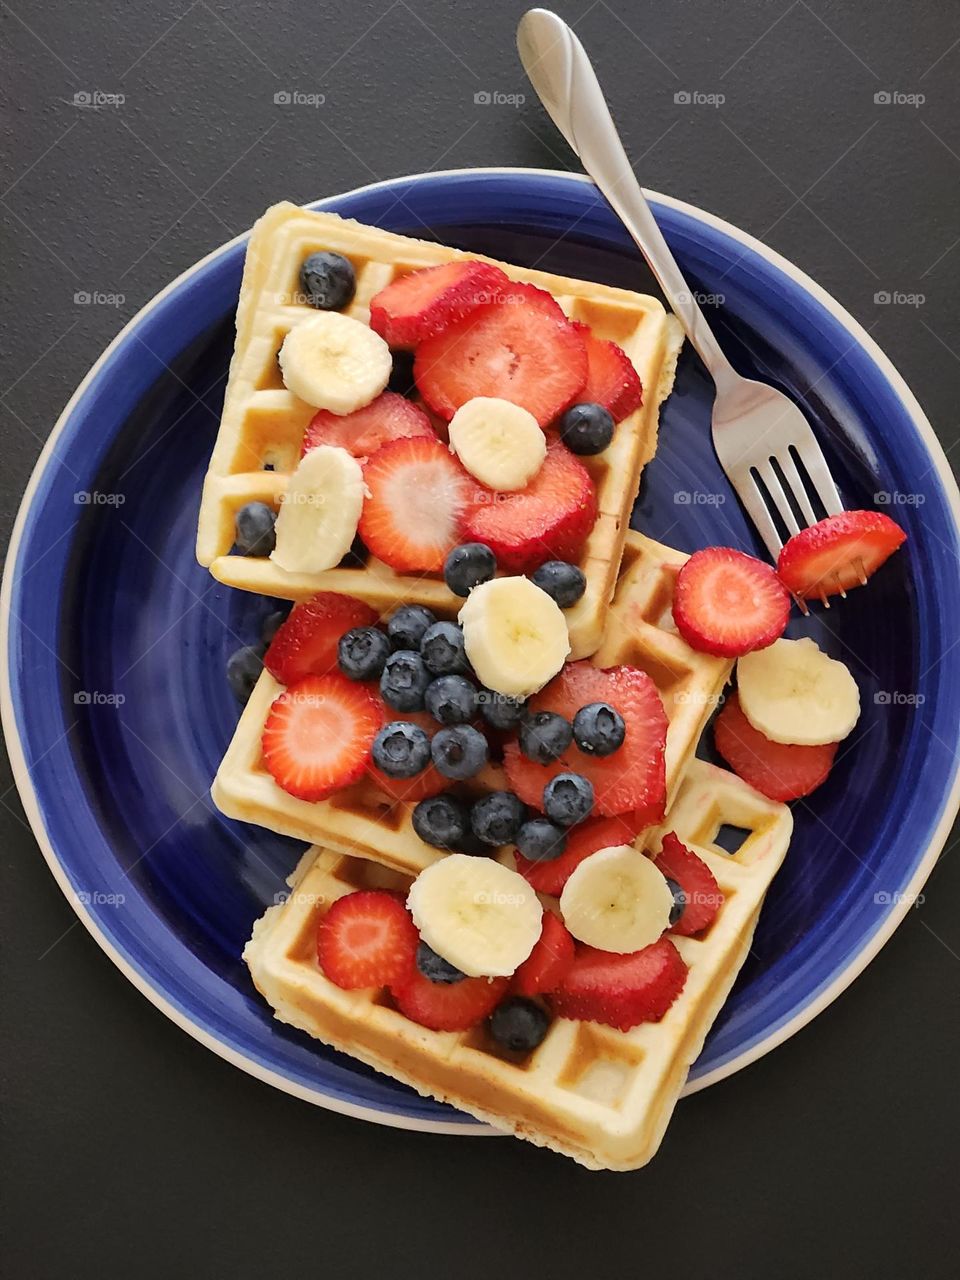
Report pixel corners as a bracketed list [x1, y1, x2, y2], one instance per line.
[196, 202, 685, 659]
[244, 758, 793, 1170]
[212, 530, 734, 876]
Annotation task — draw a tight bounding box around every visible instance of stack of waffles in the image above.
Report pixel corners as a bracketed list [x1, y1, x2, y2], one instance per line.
[199, 204, 793, 1169]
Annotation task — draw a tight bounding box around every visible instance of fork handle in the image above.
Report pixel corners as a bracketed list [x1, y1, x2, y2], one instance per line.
[518, 9, 739, 392]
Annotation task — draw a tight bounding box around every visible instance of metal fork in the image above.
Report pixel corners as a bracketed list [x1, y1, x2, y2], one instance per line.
[518, 9, 848, 595]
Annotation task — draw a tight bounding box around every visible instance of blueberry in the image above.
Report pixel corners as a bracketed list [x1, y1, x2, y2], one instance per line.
[261, 605, 291, 647]
[424, 674, 478, 725]
[515, 818, 567, 862]
[420, 621, 469, 675]
[371, 722, 431, 778]
[470, 791, 526, 847]
[416, 940, 465, 984]
[665, 876, 687, 928]
[298, 251, 356, 310]
[573, 701, 626, 756]
[339, 533, 367, 568]
[519, 711, 573, 764]
[412, 794, 469, 848]
[443, 542, 497, 597]
[380, 650, 430, 711]
[338, 626, 391, 681]
[543, 772, 594, 827]
[387, 349, 416, 396]
[531, 560, 587, 608]
[387, 604, 437, 651]
[489, 997, 550, 1052]
[478, 690, 527, 731]
[558, 402, 615, 455]
[234, 502, 276, 556]
[431, 725, 489, 780]
[226, 645, 264, 704]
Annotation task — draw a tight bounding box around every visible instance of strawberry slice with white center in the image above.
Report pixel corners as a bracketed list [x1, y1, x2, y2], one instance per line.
[369, 260, 509, 348]
[261, 672, 383, 801]
[358, 436, 473, 573]
[672, 546, 791, 657]
[504, 662, 668, 819]
[300, 392, 435, 461]
[571, 322, 643, 421]
[264, 591, 378, 685]
[414, 282, 587, 427]
[317, 890, 419, 990]
[777, 510, 907, 601]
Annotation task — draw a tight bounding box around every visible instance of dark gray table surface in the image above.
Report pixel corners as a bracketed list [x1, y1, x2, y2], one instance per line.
[2, 2, 959, 1276]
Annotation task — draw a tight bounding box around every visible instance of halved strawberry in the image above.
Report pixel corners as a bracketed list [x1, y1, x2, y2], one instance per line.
[654, 832, 723, 937]
[300, 392, 435, 461]
[358, 436, 473, 573]
[392, 970, 509, 1031]
[461, 441, 597, 573]
[571, 321, 643, 421]
[504, 662, 668, 818]
[264, 592, 379, 685]
[317, 890, 418, 990]
[367, 709, 448, 802]
[369, 260, 509, 348]
[551, 938, 687, 1030]
[514, 814, 646, 896]
[777, 510, 907, 601]
[511, 912, 575, 997]
[261, 673, 383, 801]
[714, 691, 838, 802]
[673, 547, 791, 657]
[414, 282, 588, 427]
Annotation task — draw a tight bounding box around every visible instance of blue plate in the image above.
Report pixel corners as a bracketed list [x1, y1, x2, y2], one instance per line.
[4, 169, 960, 1133]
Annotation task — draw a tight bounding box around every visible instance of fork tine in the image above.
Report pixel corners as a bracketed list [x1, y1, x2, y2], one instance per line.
[732, 471, 783, 562]
[755, 460, 800, 537]
[792, 435, 844, 516]
[775, 450, 818, 527]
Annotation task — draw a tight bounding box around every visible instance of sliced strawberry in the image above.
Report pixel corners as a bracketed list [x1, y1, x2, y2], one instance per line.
[512, 911, 575, 996]
[654, 832, 723, 936]
[264, 592, 379, 685]
[714, 691, 838, 802]
[414, 282, 587, 427]
[571, 321, 643, 421]
[300, 392, 435, 461]
[461, 441, 597, 573]
[317, 890, 418, 990]
[777, 510, 907, 601]
[369, 260, 509, 348]
[367, 708, 447, 802]
[514, 814, 647, 896]
[261, 673, 383, 801]
[504, 662, 668, 818]
[391, 970, 509, 1031]
[358, 436, 473, 573]
[551, 938, 687, 1030]
[672, 547, 791, 657]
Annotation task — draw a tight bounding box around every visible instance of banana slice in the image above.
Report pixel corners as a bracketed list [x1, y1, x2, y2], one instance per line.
[560, 844, 673, 953]
[407, 854, 542, 978]
[459, 576, 570, 699]
[271, 444, 364, 574]
[737, 636, 860, 746]
[278, 312, 391, 414]
[448, 397, 546, 491]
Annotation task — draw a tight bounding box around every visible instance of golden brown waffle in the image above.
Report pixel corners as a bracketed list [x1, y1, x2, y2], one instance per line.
[212, 530, 733, 875]
[196, 202, 684, 659]
[244, 758, 793, 1170]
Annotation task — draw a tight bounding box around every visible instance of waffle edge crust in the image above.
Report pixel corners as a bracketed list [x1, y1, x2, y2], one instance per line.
[196, 202, 685, 659]
[244, 761, 792, 1171]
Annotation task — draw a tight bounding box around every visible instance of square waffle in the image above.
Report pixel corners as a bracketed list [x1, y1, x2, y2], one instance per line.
[244, 758, 793, 1170]
[212, 530, 734, 876]
[196, 202, 685, 659]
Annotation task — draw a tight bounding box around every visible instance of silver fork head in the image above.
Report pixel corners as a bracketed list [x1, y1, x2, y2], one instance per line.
[711, 377, 844, 579]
